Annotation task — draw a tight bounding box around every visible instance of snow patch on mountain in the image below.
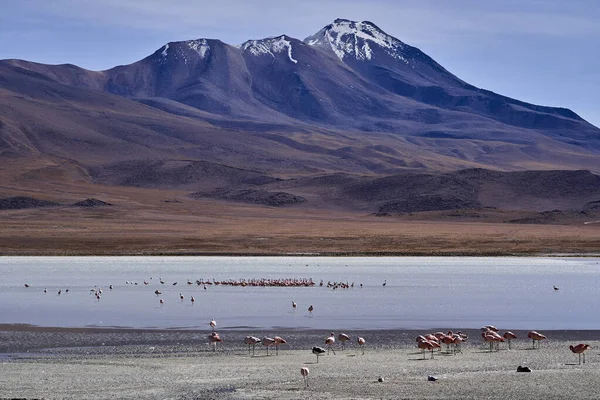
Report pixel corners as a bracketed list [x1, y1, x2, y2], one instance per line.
[242, 35, 298, 64]
[187, 39, 210, 58]
[305, 19, 407, 62]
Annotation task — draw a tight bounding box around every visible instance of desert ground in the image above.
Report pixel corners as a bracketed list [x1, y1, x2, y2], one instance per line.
[0, 181, 599, 256]
[1, 327, 600, 399]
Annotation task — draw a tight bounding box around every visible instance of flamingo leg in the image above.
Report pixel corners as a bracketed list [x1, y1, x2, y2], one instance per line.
[579, 353, 582, 365]
[584, 353, 586, 364]
[422, 348, 426, 360]
[430, 349, 434, 359]
[276, 345, 279, 356]
[316, 354, 319, 363]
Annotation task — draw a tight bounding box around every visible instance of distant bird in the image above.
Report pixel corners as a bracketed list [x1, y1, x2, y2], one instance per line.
[65, 289, 69, 293]
[179, 293, 184, 301]
[357, 337, 366, 354]
[208, 332, 222, 351]
[325, 332, 336, 355]
[210, 319, 217, 331]
[159, 298, 164, 304]
[43, 288, 47, 293]
[190, 296, 195, 304]
[274, 336, 287, 355]
[308, 305, 314, 316]
[428, 375, 438, 382]
[292, 301, 297, 310]
[312, 346, 326, 363]
[570, 344, 591, 365]
[553, 286, 560, 291]
[300, 367, 310, 388]
[517, 365, 532, 372]
[109, 285, 113, 290]
[154, 290, 161, 295]
[24, 284, 29, 288]
[338, 333, 351, 350]
[262, 337, 276, 356]
[382, 280, 387, 287]
[527, 331, 547, 349]
[57, 289, 61, 295]
[503, 331, 517, 350]
[160, 279, 165, 284]
[244, 336, 261, 355]
[172, 282, 177, 286]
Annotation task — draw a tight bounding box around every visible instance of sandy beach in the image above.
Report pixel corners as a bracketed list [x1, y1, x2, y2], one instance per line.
[1, 327, 599, 399]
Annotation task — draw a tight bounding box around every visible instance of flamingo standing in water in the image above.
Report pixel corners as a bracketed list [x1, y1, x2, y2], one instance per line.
[312, 346, 326, 363]
[357, 337, 366, 354]
[338, 333, 351, 350]
[503, 331, 517, 349]
[570, 344, 591, 364]
[208, 332, 222, 351]
[244, 336, 261, 356]
[300, 367, 310, 388]
[210, 319, 217, 331]
[325, 332, 336, 354]
[528, 331, 547, 349]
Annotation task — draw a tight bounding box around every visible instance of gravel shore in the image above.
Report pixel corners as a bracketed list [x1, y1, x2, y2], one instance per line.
[1, 327, 599, 399]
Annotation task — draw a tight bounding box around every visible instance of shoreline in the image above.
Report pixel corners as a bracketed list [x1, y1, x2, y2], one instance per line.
[1, 327, 600, 399]
[2, 252, 600, 257]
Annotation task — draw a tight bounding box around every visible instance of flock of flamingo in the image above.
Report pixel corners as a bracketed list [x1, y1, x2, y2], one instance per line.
[21, 278, 593, 390]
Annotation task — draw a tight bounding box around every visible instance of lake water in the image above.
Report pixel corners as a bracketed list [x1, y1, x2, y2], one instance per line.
[1, 256, 599, 331]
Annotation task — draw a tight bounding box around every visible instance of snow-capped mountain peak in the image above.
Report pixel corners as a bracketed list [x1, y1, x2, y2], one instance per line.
[241, 35, 298, 64]
[304, 18, 407, 62]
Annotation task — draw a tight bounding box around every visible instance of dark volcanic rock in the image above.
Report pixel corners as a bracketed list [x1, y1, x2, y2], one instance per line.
[72, 198, 112, 208]
[191, 189, 307, 207]
[378, 195, 480, 214]
[0, 196, 60, 210]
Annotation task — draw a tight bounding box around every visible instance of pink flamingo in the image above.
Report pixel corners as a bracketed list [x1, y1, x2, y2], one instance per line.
[357, 337, 366, 354]
[208, 332, 222, 351]
[570, 344, 591, 365]
[244, 336, 261, 356]
[503, 331, 517, 349]
[325, 332, 336, 355]
[338, 333, 351, 350]
[527, 331, 547, 349]
[417, 339, 436, 359]
[274, 336, 287, 355]
[482, 330, 504, 352]
[300, 367, 310, 388]
[262, 337, 276, 356]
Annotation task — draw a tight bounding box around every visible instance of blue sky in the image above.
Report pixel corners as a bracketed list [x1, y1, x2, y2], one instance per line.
[1, 0, 599, 127]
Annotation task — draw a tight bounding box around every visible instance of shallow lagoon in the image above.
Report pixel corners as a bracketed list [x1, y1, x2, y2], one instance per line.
[1, 256, 599, 330]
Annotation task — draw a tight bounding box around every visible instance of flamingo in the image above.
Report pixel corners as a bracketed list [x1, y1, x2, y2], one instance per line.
[244, 336, 261, 355]
[338, 333, 351, 350]
[417, 339, 436, 359]
[528, 331, 547, 349]
[357, 337, 366, 354]
[312, 346, 326, 363]
[308, 305, 314, 315]
[570, 344, 591, 365]
[292, 301, 297, 310]
[210, 319, 217, 331]
[503, 331, 517, 349]
[208, 332, 222, 351]
[262, 337, 276, 356]
[274, 336, 287, 355]
[482, 330, 504, 352]
[325, 332, 336, 355]
[300, 367, 310, 388]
